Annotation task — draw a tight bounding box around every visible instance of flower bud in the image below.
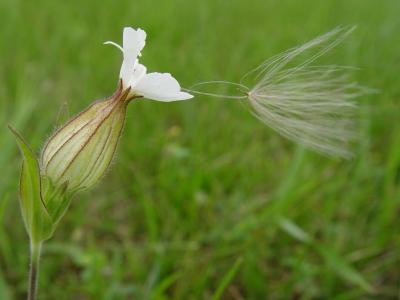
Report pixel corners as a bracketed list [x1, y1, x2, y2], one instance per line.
[41, 82, 131, 191]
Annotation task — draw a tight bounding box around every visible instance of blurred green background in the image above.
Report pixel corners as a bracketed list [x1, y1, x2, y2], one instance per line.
[0, 0, 399, 299]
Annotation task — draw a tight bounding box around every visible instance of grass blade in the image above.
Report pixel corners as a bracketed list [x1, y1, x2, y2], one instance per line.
[211, 257, 243, 300]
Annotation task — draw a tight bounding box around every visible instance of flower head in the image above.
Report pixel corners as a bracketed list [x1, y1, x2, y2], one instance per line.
[10, 26, 195, 248]
[41, 27, 193, 192]
[105, 27, 193, 101]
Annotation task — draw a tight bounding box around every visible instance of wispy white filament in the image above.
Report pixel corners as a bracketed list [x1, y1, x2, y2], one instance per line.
[188, 27, 364, 158]
[184, 81, 248, 99]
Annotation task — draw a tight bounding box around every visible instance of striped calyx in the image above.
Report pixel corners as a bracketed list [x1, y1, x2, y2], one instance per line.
[41, 81, 134, 191]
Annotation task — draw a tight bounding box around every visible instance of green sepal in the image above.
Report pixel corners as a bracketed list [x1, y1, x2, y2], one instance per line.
[9, 126, 54, 242]
[41, 176, 73, 228]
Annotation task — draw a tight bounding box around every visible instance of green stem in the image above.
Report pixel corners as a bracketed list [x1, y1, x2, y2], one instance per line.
[28, 241, 42, 300]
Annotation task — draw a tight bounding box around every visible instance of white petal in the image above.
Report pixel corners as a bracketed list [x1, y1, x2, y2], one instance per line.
[128, 63, 147, 88]
[123, 27, 146, 53]
[120, 27, 147, 85]
[134, 73, 194, 101]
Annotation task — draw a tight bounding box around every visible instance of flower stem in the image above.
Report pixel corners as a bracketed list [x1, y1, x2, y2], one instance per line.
[28, 241, 42, 300]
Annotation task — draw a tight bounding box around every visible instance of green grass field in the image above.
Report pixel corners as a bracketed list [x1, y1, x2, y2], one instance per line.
[1, 0, 399, 299]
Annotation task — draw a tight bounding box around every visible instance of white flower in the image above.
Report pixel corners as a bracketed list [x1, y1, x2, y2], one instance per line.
[105, 27, 193, 101]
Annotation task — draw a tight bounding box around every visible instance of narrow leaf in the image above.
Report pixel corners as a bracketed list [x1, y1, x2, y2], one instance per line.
[278, 217, 312, 244]
[211, 257, 243, 300]
[317, 245, 374, 293]
[278, 217, 374, 293]
[8, 126, 53, 242]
